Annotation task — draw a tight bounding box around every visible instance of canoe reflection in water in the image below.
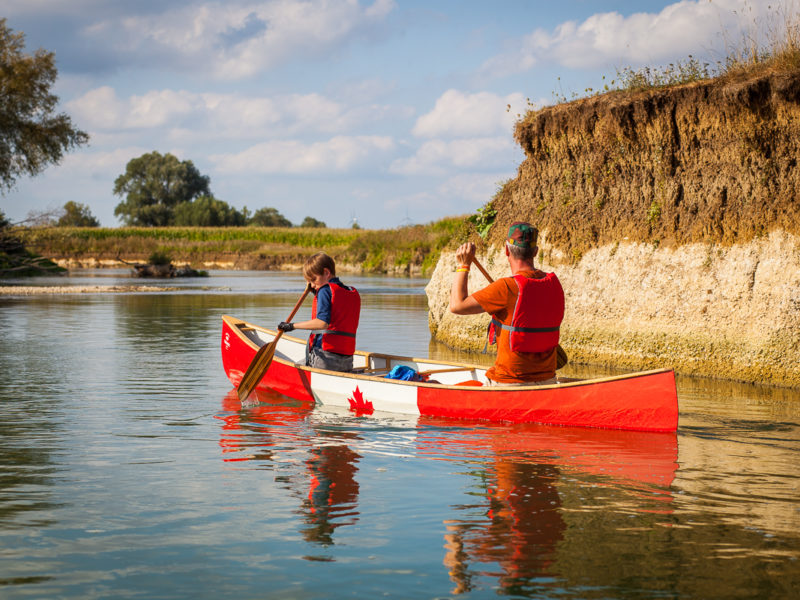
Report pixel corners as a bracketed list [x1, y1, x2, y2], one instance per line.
[417, 418, 678, 594]
[217, 390, 679, 588]
[217, 390, 361, 547]
[442, 461, 564, 594]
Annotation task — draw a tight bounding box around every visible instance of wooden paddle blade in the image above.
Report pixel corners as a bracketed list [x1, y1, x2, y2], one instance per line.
[236, 337, 279, 401]
[236, 283, 311, 402]
[556, 344, 568, 370]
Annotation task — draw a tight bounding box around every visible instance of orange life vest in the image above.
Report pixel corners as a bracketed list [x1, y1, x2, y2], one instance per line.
[310, 282, 360, 355]
[488, 273, 564, 353]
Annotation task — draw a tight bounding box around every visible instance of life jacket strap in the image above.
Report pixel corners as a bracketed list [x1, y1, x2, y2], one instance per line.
[490, 318, 560, 334]
[310, 329, 356, 337]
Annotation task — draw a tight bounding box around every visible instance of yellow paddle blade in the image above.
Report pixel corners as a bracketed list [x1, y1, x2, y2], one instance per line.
[236, 283, 312, 402]
[236, 337, 278, 402]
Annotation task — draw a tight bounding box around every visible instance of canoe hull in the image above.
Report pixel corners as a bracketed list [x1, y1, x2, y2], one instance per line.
[221, 315, 678, 432]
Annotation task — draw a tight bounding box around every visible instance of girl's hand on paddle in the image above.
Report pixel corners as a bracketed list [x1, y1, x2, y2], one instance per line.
[455, 242, 476, 267]
[278, 321, 294, 332]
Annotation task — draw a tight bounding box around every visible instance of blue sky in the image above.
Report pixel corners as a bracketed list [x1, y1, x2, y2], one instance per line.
[0, 0, 787, 228]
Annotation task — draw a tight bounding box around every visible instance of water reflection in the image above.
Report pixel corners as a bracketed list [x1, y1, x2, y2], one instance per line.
[217, 391, 361, 551]
[217, 390, 681, 593]
[415, 420, 678, 595]
[302, 437, 361, 547]
[442, 460, 564, 595]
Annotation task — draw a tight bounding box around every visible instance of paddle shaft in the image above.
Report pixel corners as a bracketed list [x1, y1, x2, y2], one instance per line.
[470, 256, 568, 370]
[470, 258, 494, 284]
[236, 284, 312, 401]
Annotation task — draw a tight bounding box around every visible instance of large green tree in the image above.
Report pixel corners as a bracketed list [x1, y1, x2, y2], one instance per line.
[0, 19, 88, 192]
[113, 151, 211, 226]
[300, 216, 326, 228]
[249, 207, 292, 227]
[173, 195, 247, 226]
[57, 201, 99, 227]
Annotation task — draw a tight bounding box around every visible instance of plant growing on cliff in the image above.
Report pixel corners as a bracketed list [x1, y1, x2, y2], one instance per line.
[467, 180, 511, 239]
[647, 200, 662, 226]
[467, 203, 497, 239]
[616, 56, 713, 92]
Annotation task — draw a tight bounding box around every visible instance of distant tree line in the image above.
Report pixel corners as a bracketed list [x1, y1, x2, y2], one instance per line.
[112, 151, 326, 228]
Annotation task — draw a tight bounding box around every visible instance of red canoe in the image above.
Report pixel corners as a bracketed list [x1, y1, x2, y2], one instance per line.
[221, 315, 679, 432]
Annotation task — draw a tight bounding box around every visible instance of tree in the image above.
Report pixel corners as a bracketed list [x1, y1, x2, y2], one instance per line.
[249, 207, 292, 227]
[173, 195, 247, 226]
[57, 201, 99, 227]
[0, 19, 88, 192]
[23, 207, 58, 226]
[113, 151, 211, 226]
[300, 216, 326, 228]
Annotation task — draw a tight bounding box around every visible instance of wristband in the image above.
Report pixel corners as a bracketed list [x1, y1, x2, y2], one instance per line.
[455, 267, 470, 273]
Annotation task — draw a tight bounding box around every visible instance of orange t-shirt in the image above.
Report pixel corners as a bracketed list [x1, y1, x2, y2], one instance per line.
[471, 270, 557, 383]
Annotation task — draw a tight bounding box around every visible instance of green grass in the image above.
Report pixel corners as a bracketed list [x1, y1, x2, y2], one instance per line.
[18, 217, 473, 275]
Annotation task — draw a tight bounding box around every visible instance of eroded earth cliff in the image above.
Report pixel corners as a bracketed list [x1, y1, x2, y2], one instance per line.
[427, 67, 800, 387]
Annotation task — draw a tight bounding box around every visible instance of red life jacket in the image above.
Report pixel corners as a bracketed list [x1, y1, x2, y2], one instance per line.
[310, 282, 360, 355]
[488, 272, 564, 353]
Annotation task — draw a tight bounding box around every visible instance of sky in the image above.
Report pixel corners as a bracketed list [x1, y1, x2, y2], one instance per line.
[0, 0, 791, 229]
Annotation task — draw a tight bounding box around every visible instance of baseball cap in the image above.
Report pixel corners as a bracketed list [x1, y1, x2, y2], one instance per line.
[507, 222, 538, 248]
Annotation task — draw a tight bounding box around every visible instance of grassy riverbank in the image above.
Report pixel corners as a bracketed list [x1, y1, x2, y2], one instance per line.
[16, 217, 469, 274]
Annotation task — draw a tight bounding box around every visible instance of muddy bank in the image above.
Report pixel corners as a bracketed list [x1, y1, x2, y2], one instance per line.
[489, 69, 800, 260]
[53, 256, 427, 276]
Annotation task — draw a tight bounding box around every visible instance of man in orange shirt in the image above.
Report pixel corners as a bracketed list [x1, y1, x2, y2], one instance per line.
[449, 222, 565, 385]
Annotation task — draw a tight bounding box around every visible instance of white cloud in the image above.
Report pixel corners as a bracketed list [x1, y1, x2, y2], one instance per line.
[383, 172, 510, 216]
[390, 137, 517, 176]
[412, 90, 524, 138]
[81, 0, 397, 79]
[61, 147, 152, 175]
[479, 0, 781, 78]
[67, 86, 403, 138]
[211, 135, 395, 174]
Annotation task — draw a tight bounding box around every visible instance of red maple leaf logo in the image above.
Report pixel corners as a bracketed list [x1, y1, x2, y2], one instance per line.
[347, 386, 374, 416]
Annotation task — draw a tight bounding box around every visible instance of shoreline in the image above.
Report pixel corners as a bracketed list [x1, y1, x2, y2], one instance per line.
[0, 285, 180, 295]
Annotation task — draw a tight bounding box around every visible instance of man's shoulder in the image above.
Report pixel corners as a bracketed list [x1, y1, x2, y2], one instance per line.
[516, 269, 551, 279]
[473, 277, 515, 306]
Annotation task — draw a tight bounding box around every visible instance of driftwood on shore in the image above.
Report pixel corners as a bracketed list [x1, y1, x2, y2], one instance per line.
[116, 256, 206, 278]
[130, 263, 204, 278]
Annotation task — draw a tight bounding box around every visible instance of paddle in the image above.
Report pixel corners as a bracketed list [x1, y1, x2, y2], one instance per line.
[469, 257, 569, 370]
[237, 283, 312, 401]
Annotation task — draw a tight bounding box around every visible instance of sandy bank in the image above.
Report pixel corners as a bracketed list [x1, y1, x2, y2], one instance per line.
[0, 285, 179, 296]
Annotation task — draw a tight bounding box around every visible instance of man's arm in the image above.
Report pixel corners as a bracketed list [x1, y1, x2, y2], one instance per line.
[449, 242, 487, 315]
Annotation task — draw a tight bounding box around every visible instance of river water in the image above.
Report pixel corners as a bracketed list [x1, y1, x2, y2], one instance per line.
[1, 270, 798, 599]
